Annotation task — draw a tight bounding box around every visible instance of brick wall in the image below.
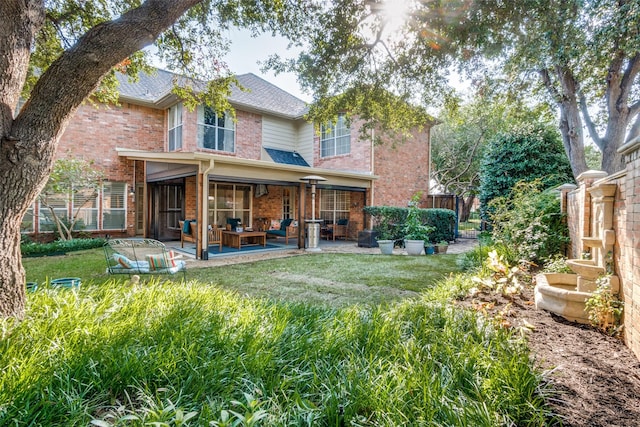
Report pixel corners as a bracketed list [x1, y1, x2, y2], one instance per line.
[565, 143, 640, 361]
[311, 118, 432, 208]
[250, 185, 365, 240]
[314, 118, 373, 173]
[182, 108, 262, 159]
[373, 126, 431, 207]
[58, 102, 165, 181]
[51, 103, 165, 238]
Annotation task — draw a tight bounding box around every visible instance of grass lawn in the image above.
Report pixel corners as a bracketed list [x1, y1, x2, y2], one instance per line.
[2, 249, 553, 425]
[24, 250, 463, 307]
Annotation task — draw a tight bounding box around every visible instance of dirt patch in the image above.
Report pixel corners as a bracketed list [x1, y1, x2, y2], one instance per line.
[458, 285, 640, 427]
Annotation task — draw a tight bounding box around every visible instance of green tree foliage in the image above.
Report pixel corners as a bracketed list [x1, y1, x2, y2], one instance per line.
[489, 180, 569, 264]
[273, 0, 639, 177]
[431, 80, 556, 220]
[478, 126, 574, 223]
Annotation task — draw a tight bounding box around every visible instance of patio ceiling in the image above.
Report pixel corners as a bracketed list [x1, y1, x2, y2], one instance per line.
[116, 148, 377, 189]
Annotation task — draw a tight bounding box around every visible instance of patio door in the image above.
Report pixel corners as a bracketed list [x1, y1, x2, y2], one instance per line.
[149, 182, 184, 241]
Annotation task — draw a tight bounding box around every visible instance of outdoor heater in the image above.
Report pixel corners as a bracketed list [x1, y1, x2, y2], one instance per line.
[300, 175, 326, 251]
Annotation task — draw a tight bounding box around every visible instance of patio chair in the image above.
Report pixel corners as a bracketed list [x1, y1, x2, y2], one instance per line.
[328, 218, 349, 240]
[208, 226, 224, 251]
[179, 220, 196, 247]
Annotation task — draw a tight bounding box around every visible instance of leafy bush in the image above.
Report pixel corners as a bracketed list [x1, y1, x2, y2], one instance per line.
[585, 275, 624, 336]
[489, 179, 568, 264]
[403, 197, 435, 241]
[21, 237, 106, 257]
[364, 206, 455, 243]
[542, 254, 573, 273]
[478, 126, 574, 223]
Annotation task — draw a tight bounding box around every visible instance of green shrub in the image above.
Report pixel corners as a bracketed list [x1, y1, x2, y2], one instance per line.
[542, 254, 573, 273]
[489, 179, 568, 264]
[478, 126, 574, 223]
[21, 237, 106, 257]
[364, 206, 455, 243]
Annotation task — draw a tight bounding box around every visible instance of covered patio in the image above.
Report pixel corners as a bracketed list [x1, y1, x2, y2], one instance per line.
[117, 149, 377, 259]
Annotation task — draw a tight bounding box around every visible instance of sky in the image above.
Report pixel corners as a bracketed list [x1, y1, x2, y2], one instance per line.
[222, 28, 312, 102]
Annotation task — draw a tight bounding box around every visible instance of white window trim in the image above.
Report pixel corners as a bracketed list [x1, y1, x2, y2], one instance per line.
[197, 106, 236, 153]
[320, 114, 351, 158]
[168, 103, 183, 151]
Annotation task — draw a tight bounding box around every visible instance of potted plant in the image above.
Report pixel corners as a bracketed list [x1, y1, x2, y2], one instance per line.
[403, 198, 435, 256]
[424, 242, 435, 255]
[375, 227, 395, 255]
[435, 240, 449, 254]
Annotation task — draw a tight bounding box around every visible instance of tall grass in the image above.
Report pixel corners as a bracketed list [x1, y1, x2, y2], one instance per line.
[1, 278, 553, 426]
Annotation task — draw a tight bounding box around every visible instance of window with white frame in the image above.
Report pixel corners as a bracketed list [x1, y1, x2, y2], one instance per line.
[168, 103, 183, 151]
[102, 182, 126, 230]
[319, 189, 350, 224]
[197, 106, 235, 152]
[72, 188, 98, 230]
[320, 114, 350, 158]
[34, 182, 126, 233]
[39, 194, 69, 232]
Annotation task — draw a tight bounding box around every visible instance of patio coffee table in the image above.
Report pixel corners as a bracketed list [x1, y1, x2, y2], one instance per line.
[222, 230, 267, 250]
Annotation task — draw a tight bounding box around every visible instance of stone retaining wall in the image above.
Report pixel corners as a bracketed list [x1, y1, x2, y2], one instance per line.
[563, 138, 640, 360]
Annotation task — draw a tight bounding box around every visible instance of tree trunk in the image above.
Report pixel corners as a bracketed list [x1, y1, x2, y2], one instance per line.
[459, 195, 475, 223]
[0, 0, 202, 318]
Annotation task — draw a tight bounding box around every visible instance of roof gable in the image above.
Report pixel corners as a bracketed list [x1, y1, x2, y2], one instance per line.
[117, 69, 308, 119]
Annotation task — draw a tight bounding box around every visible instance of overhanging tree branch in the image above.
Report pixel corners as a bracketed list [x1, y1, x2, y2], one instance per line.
[15, 0, 202, 146]
[579, 92, 604, 147]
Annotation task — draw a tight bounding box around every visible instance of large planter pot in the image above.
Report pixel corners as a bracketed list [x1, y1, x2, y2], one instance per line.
[405, 239, 424, 256]
[435, 244, 449, 254]
[377, 239, 394, 255]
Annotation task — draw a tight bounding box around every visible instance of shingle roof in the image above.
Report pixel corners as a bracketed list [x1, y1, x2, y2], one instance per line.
[117, 68, 308, 119]
[232, 73, 308, 118]
[264, 148, 310, 167]
[117, 68, 175, 103]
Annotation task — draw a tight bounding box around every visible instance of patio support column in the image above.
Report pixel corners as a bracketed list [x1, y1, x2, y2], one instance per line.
[195, 171, 202, 259]
[298, 181, 305, 249]
[200, 159, 215, 259]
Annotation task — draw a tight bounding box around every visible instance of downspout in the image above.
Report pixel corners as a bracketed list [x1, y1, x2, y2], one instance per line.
[200, 158, 215, 260]
[369, 128, 375, 229]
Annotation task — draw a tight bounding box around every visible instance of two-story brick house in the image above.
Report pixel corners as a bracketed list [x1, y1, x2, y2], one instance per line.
[22, 68, 433, 258]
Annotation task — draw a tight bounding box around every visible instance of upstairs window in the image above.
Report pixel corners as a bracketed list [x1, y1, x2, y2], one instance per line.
[320, 114, 350, 157]
[197, 106, 235, 152]
[168, 103, 183, 151]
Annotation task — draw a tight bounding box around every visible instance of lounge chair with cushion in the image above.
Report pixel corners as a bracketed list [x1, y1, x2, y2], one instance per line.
[179, 220, 197, 247]
[266, 218, 296, 244]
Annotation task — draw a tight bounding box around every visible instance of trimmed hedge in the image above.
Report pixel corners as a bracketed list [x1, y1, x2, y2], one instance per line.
[21, 238, 106, 257]
[364, 206, 455, 243]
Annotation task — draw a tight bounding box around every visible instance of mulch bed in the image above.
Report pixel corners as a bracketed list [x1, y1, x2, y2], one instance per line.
[457, 284, 640, 427]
